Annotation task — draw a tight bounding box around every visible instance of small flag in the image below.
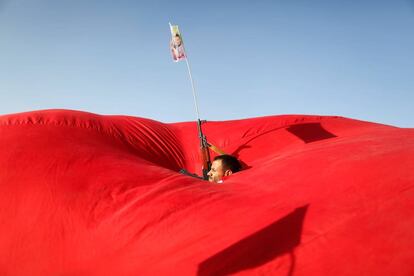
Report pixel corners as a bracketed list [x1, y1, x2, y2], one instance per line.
[169, 23, 186, 62]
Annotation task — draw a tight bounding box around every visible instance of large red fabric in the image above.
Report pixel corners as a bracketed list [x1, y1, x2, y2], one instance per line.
[0, 109, 413, 275]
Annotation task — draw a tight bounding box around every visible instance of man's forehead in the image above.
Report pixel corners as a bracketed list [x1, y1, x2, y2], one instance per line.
[212, 159, 223, 168]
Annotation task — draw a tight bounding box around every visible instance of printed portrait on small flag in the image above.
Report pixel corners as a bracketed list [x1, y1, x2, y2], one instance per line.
[169, 24, 186, 62]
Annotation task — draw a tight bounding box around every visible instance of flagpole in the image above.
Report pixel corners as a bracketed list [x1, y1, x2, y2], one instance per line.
[183, 51, 201, 121]
[182, 43, 211, 179]
[169, 23, 211, 179]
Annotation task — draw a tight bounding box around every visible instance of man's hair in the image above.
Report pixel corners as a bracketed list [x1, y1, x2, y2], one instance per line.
[214, 155, 242, 173]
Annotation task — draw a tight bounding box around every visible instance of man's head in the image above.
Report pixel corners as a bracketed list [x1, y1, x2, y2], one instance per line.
[207, 155, 242, 183]
[173, 34, 182, 46]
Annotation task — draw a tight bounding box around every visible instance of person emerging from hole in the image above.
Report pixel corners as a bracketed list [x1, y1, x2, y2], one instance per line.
[208, 154, 242, 183]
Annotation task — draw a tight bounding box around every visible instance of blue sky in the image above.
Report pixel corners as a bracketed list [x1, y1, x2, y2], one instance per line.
[0, 0, 413, 127]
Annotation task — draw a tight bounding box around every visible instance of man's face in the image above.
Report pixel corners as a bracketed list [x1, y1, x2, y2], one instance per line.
[208, 159, 226, 183]
[174, 36, 182, 46]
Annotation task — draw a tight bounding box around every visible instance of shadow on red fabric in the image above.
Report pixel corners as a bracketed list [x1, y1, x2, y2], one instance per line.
[286, 123, 337, 143]
[197, 205, 309, 276]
